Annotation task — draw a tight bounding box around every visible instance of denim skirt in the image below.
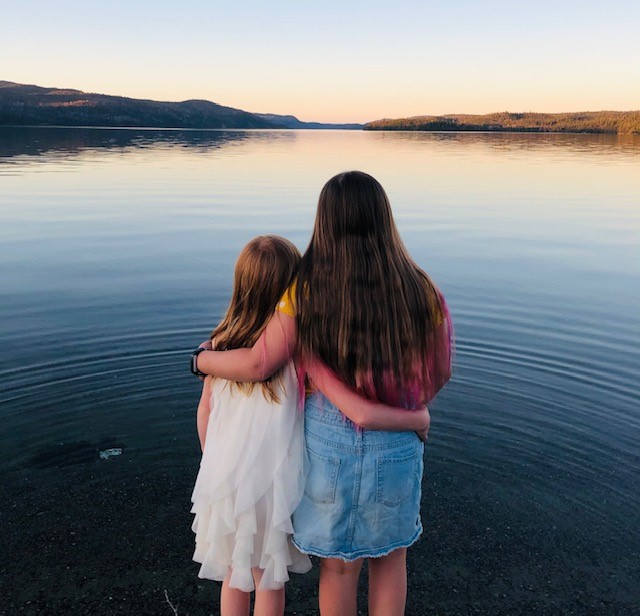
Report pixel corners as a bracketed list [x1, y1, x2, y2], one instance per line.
[292, 392, 424, 561]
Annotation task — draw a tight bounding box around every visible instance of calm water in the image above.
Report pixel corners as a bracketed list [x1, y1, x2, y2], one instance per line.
[1, 127, 639, 614]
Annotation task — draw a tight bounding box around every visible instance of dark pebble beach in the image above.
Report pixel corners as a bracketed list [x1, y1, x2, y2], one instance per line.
[2, 443, 638, 616]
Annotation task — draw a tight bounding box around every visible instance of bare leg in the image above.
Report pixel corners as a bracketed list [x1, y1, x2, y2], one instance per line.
[367, 548, 407, 616]
[318, 557, 363, 616]
[220, 573, 250, 616]
[252, 567, 285, 616]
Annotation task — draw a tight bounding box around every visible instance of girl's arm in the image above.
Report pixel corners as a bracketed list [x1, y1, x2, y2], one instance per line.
[196, 312, 296, 382]
[307, 359, 430, 436]
[197, 376, 213, 452]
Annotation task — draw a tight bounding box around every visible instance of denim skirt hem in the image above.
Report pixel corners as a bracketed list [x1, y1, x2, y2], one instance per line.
[292, 523, 423, 562]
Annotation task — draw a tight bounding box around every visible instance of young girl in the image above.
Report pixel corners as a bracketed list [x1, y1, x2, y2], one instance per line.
[191, 234, 432, 616]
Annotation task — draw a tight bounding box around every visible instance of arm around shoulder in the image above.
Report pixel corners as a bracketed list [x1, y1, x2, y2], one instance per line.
[195, 311, 297, 382]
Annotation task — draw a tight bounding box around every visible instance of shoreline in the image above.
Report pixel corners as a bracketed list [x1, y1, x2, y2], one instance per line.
[2, 124, 640, 136]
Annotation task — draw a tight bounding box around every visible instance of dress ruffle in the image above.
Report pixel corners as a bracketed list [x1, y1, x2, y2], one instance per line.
[191, 363, 311, 591]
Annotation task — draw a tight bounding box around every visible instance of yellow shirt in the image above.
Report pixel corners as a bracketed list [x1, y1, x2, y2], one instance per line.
[277, 282, 297, 318]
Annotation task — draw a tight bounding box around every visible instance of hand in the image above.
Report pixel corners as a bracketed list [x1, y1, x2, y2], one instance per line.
[415, 406, 430, 443]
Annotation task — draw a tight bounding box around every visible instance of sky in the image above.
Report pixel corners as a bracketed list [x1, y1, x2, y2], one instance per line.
[2, 0, 639, 123]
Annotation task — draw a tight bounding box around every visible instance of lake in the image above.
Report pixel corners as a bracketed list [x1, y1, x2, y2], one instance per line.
[1, 127, 638, 615]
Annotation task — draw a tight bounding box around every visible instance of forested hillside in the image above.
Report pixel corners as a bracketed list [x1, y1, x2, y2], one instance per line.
[0, 81, 280, 129]
[365, 111, 640, 134]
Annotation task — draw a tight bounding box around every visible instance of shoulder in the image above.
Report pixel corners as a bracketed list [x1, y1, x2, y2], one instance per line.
[276, 281, 297, 318]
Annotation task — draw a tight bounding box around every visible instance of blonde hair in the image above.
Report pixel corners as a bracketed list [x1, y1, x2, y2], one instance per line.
[211, 235, 301, 402]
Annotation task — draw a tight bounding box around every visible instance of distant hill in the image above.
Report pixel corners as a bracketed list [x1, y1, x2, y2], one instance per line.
[255, 112, 362, 130]
[365, 111, 640, 134]
[0, 81, 284, 129]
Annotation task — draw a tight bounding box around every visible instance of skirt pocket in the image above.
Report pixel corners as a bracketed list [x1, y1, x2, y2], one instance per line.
[305, 448, 341, 504]
[376, 449, 419, 507]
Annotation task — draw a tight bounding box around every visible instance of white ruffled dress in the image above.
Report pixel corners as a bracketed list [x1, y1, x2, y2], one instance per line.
[191, 362, 311, 591]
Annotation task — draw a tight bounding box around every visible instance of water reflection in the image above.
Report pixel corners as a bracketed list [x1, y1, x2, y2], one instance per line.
[367, 129, 640, 158]
[2, 126, 639, 164]
[0, 126, 298, 166]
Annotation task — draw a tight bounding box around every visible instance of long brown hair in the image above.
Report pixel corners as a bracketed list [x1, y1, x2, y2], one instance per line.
[211, 235, 300, 402]
[297, 171, 452, 407]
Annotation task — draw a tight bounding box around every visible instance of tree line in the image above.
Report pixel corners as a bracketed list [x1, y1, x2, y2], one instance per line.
[364, 111, 640, 134]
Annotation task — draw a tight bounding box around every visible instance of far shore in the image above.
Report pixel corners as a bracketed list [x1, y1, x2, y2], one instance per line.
[2, 124, 640, 136]
[1, 81, 638, 134]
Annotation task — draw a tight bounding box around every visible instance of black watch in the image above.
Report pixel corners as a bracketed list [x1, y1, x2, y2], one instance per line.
[190, 347, 208, 377]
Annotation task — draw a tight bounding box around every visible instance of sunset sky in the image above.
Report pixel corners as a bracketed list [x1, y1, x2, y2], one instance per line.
[3, 0, 639, 123]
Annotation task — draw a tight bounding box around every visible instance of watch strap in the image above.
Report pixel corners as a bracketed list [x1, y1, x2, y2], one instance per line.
[190, 347, 208, 377]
